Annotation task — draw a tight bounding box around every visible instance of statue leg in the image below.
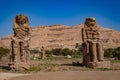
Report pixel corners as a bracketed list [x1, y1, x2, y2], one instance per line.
[91, 42, 98, 62]
[20, 42, 26, 62]
[82, 43, 87, 65]
[13, 40, 20, 63]
[97, 42, 104, 61]
[10, 41, 13, 62]
[26, 42, 30, 63]
[82, 42, 90, 66]
[26, 50, 30, 63]
[23, 40, 30, 63]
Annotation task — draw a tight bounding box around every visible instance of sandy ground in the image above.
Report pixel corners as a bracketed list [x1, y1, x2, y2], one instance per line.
[0, 71, 118, 80]
[0, 58, 120, 80]
[0, 72, 28, 80]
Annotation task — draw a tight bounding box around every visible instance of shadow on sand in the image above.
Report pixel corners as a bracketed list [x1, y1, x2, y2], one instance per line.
[0, 65, 10, 70]
[61, 62, 83, 67]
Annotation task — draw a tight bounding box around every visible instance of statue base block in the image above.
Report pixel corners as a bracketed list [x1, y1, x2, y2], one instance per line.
[8, 62, 30, 70]
[87, 61, 111, 69]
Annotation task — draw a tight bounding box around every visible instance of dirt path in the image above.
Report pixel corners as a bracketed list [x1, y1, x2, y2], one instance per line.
[0, 72, 28, 80]
[7, 71, 120, 80]
[1, 59, 120, 80]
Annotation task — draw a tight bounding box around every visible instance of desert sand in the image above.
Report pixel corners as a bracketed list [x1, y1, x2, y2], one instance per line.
[0, 71, 119, 80]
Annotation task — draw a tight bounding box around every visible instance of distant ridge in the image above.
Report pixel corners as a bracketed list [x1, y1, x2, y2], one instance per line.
[0, 24, 120, 49]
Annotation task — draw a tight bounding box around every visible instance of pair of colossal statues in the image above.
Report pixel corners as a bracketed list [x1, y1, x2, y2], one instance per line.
[9, 14, 106, 70]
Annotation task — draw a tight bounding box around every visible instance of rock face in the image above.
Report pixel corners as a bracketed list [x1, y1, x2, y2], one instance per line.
[81, 18, 110, 68]
[0, 24, 120, 50]
[8, 14, 31, 70]
[31, 25, 82, 49]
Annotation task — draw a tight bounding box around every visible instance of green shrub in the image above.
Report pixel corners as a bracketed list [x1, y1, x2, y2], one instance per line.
[30, 49, 40, 54]
[61, 48, 73, 56]
[41, 43, 83, 57]
[45, 50, 52, 57]
[104, 48, 114, 58]
[51, 48, 62, 55]
[72, 54, 82, 58]
[0, 47, 9, 60]
[113, 47, 120, 60]
[45, 48, 73, 56]
[104, 47, 120, 59]
[44, 47, 83, 58]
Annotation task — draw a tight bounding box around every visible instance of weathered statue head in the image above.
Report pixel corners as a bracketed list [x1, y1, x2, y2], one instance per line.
[14, 14, 29, 28]
[85, 17, 96, 27]
[13, 14, 31, 39]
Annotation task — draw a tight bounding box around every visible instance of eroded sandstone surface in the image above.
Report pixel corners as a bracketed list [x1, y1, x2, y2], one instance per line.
[0, 24, 120, 50]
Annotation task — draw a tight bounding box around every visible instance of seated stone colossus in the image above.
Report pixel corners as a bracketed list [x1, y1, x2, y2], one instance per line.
[9, 14, 31, 70]
[81, 18, 110, 68]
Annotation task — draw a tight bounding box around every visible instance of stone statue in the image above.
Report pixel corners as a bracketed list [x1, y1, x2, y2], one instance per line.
[9, 14, 31, 70]
[40, 46, 45, 59]
[81, 18, 110, 68]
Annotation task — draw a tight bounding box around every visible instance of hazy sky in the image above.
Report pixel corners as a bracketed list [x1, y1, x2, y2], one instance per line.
[0, 0, 120, 38]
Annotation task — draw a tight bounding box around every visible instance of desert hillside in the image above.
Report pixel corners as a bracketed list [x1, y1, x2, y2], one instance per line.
[0, 24, 120, 49]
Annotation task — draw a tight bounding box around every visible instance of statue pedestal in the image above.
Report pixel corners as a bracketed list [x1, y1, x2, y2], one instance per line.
[87, 61, 111, 69]
[8, 62, 30, 70]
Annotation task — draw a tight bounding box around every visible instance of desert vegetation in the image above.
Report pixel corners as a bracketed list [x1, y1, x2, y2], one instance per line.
[0, 45, 120, 72]
[0, 47, 9, 61]
[30, 43, 82, 60]
[104, 47, 120, 60]
[0, 45, 120, 61]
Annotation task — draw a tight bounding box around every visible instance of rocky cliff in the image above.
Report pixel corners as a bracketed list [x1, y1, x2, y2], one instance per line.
[0, 24, 120, 49]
